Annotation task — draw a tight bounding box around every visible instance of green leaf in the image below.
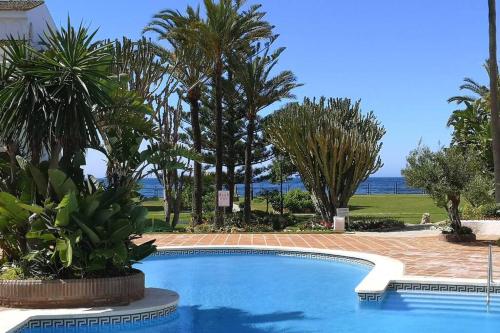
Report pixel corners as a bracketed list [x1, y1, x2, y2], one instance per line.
[17, 202, 44, 214]
[112, 242, 128, 265]
[73, 215, 101, 246]
[129, 239, 156, 262]
[55, 192, 79, 227]
[109, 225, 133, 242]
[48, 169, 78, 200]
[56, 238, 73, 267]
[130, 206, 148, 224]
[0, 192, 29, 221]
[26, 231, 56, 241]
[29, 165, 48, 196]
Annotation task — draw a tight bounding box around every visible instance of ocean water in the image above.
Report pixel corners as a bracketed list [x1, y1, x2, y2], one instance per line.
[138, 177, 423, 198]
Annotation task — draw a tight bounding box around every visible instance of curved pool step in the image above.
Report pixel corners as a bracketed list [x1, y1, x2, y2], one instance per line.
[382, 291, 500, 314]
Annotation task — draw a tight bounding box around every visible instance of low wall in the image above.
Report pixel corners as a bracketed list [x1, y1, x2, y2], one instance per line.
[462, 220, 500, 237]
[0, 270, 145, 308]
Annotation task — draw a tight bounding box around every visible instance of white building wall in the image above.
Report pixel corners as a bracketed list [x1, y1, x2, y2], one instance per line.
[0, 2, 55, 48]
[25, 3, 55, 47]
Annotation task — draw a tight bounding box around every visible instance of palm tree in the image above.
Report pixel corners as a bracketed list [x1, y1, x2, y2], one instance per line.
[145, 6, 210, 226]
[447, 75, 492, 168]
[233, 45, 299, 223]
[198, 0, 273, 226]
[488, 0, 500, 203]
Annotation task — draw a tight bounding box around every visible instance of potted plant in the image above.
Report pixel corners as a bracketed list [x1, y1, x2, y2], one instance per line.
[0, 167, 156, 308]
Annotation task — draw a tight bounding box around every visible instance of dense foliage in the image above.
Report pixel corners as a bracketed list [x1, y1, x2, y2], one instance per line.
[347, 217, 405, 232]
[265, 97, 385, 222]
[0, 21, 156, 279]
[283, 189, 314, 213]
[0, 162, 155, 279]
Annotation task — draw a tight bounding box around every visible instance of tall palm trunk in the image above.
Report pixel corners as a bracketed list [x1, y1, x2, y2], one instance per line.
[227, 160, 236, 210]
[489, 0, 500, 204]
[214, 62, 224, 227]
[244, 115, 255, 224]
[188, 88, 203, 226]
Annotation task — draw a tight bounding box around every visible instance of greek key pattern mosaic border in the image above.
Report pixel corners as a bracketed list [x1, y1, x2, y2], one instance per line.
[358, 293, 384, 302]
[387, 282, 500, 294]
[154, 248, 375, 268]
[15, 304, 177, 332]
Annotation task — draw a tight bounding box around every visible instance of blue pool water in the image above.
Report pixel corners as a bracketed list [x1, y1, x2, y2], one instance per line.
[23, 254, 500, 332]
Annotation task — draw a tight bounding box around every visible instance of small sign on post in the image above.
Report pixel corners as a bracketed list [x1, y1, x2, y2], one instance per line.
[218, 190, 230, 207]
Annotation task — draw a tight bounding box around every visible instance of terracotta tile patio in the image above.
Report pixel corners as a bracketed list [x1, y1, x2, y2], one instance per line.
[139, 233, 500, 280]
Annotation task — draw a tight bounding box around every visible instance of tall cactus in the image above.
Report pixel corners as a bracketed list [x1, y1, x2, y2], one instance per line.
[265, 97, 385, 222]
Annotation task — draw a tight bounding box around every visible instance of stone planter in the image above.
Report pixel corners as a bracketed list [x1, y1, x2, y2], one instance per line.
[439, 233, 477, 243]
[462, 220, 500, 237]
[0, 270, 144, 309]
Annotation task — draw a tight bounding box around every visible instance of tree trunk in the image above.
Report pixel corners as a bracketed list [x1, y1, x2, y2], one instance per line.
[227, 160, 235, 212]
[214, 63, 224, 227]
[244, 116, 255, 224]
[162, 172, 172, 229]
[172, 194, 182, 230]
[489, 0, 500, 204]
[446, 195, 461, 232]
[188, 88, 203, 226]
[279, 157, 284, 216]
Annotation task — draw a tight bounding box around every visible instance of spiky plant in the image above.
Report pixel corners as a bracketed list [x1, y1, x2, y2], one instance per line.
[265, 98, 385, 223]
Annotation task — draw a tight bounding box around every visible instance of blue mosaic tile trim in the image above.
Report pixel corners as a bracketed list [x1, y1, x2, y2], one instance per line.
[387, 282, 500, 294]
[15, 304, 177, 332]
[154, 248, 375, 268]
[358, 293, 383, 302]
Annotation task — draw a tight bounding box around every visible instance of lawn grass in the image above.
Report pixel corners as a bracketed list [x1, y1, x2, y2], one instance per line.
[348, 195, 447, 224]
[141, 194, 447, 228]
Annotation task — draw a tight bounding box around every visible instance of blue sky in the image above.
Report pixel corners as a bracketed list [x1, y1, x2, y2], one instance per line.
[45, 0, 488, 177]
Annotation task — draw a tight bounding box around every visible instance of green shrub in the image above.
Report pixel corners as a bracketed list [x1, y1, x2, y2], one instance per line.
[294, 218, 331, 232]
[348, 217, 405, 231]
[283, 189, 314, 213]
[268, 190, 282, 212]
[0, 267, 24, 280]
[464, 173, 494, 208]
[202, 190, 216, 213]
[461, 202, 499, 220]
[192, 223, 215, 233]
[0, 168, 156, 280]
[442, 226, 473, 235]
[221, 211, 296, 232]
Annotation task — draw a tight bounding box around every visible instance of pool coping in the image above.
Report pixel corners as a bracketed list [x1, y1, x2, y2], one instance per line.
[0, 288, 179, 333]
[155, 245, 500, 301]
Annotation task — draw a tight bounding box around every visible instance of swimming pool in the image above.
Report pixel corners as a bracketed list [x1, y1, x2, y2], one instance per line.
[22, 252, 500, 332]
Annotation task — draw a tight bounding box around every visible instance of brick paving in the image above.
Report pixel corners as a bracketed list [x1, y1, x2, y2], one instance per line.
[139, 233, 500, 280]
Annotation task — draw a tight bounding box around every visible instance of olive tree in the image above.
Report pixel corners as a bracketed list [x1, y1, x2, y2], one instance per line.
[265, 97, 385, 223]
[402, 145, 478, 232]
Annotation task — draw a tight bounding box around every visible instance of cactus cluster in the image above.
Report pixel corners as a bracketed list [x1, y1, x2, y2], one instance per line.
[265, 97, 385, 222]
